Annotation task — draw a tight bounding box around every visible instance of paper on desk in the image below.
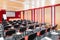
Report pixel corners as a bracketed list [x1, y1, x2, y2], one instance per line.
[16, 32, 21, 35]
[0, 37, 4, 40]
[41, 37, 52, 40]
[11, 27, 14, 29]
[36, 27, 40, 29]
[51, 32, 59, 35]
[26, 29, 32, 31]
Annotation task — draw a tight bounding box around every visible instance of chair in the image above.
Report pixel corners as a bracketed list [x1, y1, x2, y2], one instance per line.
[47, 28, 50, 32]
[29, 25, 34, 29]
[35, 25, 39, 27]
[19, 27, 26, 32]
[22, 24, 26, 26]
[6, 30, 16, 36]
[12, 20, 17, 25]
[20, 38, 25, 40]
[52, 25, 57, 30]
[6, 31, 13, 36]
[40, 30, 46, 35]
[8, 21, 13, 24]
[4, 26, 11, 30]
[17, 20, 22, 24]
[27, 20, 31, 24]
[14, 23, 19, 28]
[13, 20, 17, 22]
[41, 23, 46, 26]
[28, 33, 37, 40]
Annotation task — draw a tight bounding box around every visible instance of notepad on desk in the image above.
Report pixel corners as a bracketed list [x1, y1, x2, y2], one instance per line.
[41, 37, 52, 40]
[51, 32, 59, 35]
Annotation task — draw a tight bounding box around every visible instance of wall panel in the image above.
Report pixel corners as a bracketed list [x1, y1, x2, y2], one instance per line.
[56, 6, 60, 29]
[35, 9, 37, 22]
[31, 9, 35, 21]
[45, 7, 51, 24]
[27, 10, 31, 20]
[21, 11, 23, 20]
[35, 9, 41, 23]
[24, 11, 28, 20]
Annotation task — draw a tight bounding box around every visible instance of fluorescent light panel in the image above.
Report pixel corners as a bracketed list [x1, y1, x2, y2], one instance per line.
[41, 0, 45, 7]
[8, 6, 20, 9]
[9, 0, 24, 4]
[24, 0, 30, 9]
[49, 0, 56, 5]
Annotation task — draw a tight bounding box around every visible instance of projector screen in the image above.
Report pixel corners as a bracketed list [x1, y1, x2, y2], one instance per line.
[6, 11, 15, 17]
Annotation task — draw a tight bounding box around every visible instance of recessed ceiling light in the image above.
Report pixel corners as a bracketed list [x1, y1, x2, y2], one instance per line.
[10, 0, 17, 1]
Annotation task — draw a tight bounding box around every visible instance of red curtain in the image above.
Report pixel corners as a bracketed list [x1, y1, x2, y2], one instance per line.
[0, 10, 6, 23]
[15, 11, 21, 18]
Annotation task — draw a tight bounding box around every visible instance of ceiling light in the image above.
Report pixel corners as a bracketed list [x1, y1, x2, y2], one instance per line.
[49, 0, 56, 5]
[10, 0, 17, 1]
[41, 0, 45, 7]
[9, 0, 24, 4]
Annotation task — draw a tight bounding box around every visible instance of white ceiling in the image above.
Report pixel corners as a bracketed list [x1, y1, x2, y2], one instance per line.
[0, 0, 60, 11]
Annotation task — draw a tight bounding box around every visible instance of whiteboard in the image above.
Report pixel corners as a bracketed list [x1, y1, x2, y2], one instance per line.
[6, 11, 15, 17]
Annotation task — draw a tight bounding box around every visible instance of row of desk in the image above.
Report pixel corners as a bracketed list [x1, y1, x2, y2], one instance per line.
[2, 20, 57, 40]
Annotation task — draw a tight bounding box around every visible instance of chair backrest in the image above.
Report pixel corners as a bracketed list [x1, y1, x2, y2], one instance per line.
[8, 21, 13, 24]
[28, 33, 37, 40]
[52, 25, 57, 30]
[47, 28, 50, 32]
[6, 30, 16, 36]
[22, 24, 26, 26]
[29, 25, 34, 29]
[19, 27, 26, 32]
[14, 24, 19, 28]
[35, 25, 39, 27]
[17, 20, 22, 24]
[4, 26, 11, 30]
[40, 29, 46, 35]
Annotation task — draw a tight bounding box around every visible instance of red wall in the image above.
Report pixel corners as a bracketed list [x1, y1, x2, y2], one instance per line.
[0, 10, 21, 23]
